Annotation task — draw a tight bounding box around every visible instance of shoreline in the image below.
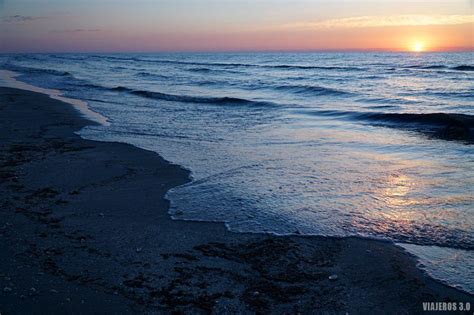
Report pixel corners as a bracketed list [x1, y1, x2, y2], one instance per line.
[0, 86, 472, 313]
[0, 70, 109, 126]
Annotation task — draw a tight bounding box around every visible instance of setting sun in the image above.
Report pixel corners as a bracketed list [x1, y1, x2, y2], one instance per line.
[412, 41, 425, 52]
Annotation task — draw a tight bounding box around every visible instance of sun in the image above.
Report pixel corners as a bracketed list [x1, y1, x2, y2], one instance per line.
[412, 42, 425, 53]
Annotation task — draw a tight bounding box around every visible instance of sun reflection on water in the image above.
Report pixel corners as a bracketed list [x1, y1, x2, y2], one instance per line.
[385, 173, 412, 199]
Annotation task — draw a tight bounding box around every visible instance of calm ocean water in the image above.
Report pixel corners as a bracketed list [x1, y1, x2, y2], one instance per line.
[1, 52, 473, 293]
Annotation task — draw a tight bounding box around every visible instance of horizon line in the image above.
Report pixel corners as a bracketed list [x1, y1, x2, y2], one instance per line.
[1, 47, 473, 54]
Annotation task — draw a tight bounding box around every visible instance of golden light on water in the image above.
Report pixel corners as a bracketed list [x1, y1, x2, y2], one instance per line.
[383, 173, 413, 207]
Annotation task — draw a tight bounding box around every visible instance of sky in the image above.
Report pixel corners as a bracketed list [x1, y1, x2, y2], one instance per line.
[0, 0, 473, 52]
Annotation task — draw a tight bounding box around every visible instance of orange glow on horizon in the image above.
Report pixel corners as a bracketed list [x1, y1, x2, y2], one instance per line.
[1, 12, 472, 53]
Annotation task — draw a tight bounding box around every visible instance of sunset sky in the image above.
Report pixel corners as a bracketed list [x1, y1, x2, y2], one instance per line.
[0, 0, 473, 52]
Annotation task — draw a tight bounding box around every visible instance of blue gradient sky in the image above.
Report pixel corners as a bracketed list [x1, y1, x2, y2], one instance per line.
[0, 0, 473, 52]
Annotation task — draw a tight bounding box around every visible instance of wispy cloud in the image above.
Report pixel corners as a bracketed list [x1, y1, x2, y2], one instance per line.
[50, 29, 101, 34]
[1, 15, 50, 23]
[278, 15, 474, 30]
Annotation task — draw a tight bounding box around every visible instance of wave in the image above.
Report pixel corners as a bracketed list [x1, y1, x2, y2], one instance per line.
[110, 82, 350, 101]
[189, 67, 212, 73]
[425, 90, 474, 99]
[135, 71, 169, 79]
[131, 90, 274, 107]
[357, 96, 421, 105]
[420, 65, 447, 69]
[270, 64, 363, 71]
[111, 86, 130, 92]
[5, 65, 72, 77]
[88, 55, 364, 71]
[95, 55, 255, 68]
[405, 65, 447, 70]
[402, 64, 474, 71]
[111, 86, 277, 107]
[360, 112, 474, 142]
[188, 67, 242, 75]
[367, 105, 401, 110]
[51, 54, 88, 62]
[360, 112, 473, 126]
[274, 84, 352, 97]
[452, 65, 474, 71]
[308, 110, 474, 143]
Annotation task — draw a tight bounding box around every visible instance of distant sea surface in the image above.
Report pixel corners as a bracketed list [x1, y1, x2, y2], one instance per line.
[1, 52, 473, 293]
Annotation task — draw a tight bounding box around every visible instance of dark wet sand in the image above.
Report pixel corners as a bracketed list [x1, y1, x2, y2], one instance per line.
[0, 87, 472, 314]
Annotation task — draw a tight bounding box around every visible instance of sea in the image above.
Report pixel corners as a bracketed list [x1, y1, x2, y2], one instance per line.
[0, 52, 473, 293]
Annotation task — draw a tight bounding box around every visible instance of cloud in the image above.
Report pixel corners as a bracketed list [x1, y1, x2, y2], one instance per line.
[278, 15, 474, 30]
[1, 15, 50, 23]
[50, 29, 101, 33]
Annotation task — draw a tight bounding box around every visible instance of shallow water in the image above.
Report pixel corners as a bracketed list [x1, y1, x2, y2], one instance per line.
[1, 52, 472, 293]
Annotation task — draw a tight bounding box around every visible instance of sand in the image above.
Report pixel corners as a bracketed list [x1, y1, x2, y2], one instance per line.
[0, 87, 472, 314]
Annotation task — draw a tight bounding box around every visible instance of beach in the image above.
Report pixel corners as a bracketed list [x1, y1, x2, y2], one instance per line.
[0, 86, 472, 313]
